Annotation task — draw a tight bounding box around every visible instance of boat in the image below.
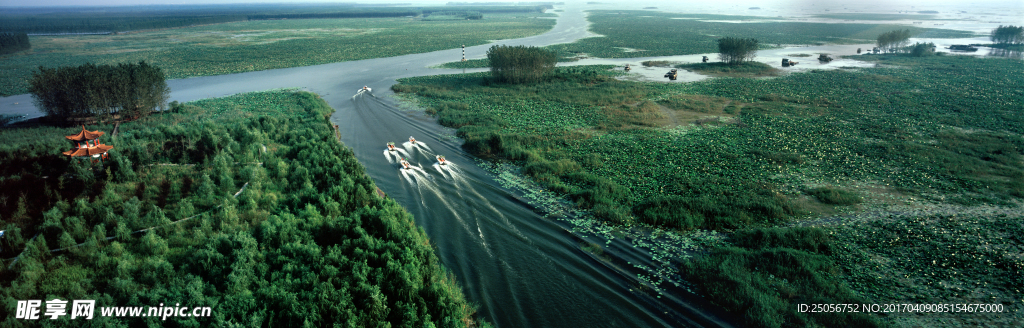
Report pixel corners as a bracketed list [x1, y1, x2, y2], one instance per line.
[387, 142, 396, 151]
[409, 136, 416, 144]
[358, 86, 372, 93]
[400, 158, 411, 169]
[436, 155, 447, 165]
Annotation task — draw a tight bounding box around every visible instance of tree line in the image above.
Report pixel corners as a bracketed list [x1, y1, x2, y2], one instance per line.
[247, 8, 420, 20]
[487, 45, 557, 84]
[0, 32, 30, 55]
[717, 37, 759, 64]
[0, 15, 248, 34]
[991, 25, 1023, 45]
[29, 62, 169, 124]
[876, 29, 911, 53]
[1, 5, 548, 34]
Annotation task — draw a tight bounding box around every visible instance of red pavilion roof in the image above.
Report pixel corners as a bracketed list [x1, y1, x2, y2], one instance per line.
[63, 144, 114, 157]
[66, 125, 105, 141]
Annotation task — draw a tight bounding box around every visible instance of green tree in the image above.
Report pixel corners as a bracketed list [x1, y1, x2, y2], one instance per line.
[486, 45, 557, 84]
[717, 37, 759, 64]
[877, 29, 912, 53]
[28, 61, 169, 124]
[991, 25, 1024, 44]
[0, 32, 30, 55]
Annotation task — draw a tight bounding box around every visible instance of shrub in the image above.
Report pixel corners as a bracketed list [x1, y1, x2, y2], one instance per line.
[806, 186, 861, 205]
[909, 42, 936, 57]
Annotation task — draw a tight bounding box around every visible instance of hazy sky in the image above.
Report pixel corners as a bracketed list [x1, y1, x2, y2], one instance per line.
[0, 0, 1020, 10]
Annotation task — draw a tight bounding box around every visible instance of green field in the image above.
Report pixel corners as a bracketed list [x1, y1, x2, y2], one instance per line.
[0, 90, 481, 327]
[813, 13, 940, 21]
[394, 54, 1024, 327]
[0, 14, 555, 96]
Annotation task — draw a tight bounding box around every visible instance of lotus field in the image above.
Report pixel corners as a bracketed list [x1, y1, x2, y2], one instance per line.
[395, 54, 1024, 327]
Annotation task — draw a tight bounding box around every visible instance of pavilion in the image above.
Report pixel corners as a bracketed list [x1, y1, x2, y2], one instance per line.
[63, 125, 114, 160]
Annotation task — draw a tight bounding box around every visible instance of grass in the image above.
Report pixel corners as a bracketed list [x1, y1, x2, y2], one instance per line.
[806, 186, 862, 205]
[677, 62, 779, 77]
[0, 13, 555, 96]
[435, 58, 491, 69]
[542, 11, 975, 60]
[394, 53, 1024, 327]
[686, 227, 883, 328]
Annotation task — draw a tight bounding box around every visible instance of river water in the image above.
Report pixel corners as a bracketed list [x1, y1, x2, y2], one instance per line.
[2, 3, 1017, 327]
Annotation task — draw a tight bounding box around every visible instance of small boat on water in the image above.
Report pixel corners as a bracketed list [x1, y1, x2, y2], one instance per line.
[400, 158, 411, 169]
[436, 155, 447, 165]
[387, 142, 396, 151]
[409, 136, 416, 144]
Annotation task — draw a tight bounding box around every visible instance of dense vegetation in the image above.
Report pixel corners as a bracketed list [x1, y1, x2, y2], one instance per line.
[716, 37, 759, 64]
[688, 227, 882, 327]
[0, 90, 480, 327]
[29, 62, 169, 124]
[486, 45, 557, 84]
[0, 32, 30, 55]
[876, 29, 912, 53]
[909, 42, 937, 57]
[542, 11, 973, 60]
[991, 25, 1024, 45]
[0, 13, 556, 96]
[395, 54, 1024, 327]
[422, 11, 484, 21]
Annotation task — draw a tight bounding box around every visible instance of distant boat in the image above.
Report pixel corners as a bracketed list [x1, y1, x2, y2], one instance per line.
[949, 45, 978, 52]
[749, 7, 761, 10]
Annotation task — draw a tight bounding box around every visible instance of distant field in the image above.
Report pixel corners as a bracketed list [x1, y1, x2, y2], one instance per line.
[0, 13, 555, 96]
[544, 10, 975, 59]
[812, 13, 939, 21]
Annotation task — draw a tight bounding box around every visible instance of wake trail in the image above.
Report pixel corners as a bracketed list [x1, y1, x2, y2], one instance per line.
[410, 169, 493, 256]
